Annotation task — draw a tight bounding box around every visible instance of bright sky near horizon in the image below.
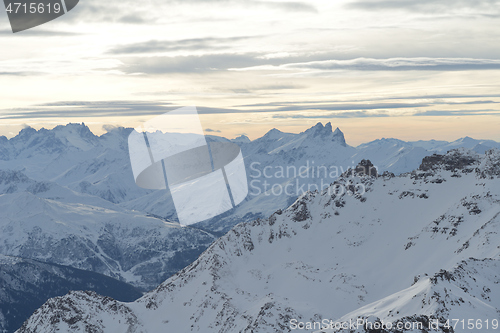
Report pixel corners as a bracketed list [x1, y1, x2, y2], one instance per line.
[0, 0, 500, 145]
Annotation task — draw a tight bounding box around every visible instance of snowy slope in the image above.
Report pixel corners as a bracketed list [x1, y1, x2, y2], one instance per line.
[317, 258, 500, 333]
[17, 148, 500, 333]
[355, 138, 431, 175]
[0, 186, 215, 291]
[0, 169, 134, 210]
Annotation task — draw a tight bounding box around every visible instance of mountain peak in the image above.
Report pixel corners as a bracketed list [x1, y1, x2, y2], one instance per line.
[303, 123, 346, 146]
[53, 123, 96, 138]
[232, 134, 251, 144]
[457, 136, 475, 143]
[325, 122, 333, 132]
[332, 127, 346, 147]
[262, 128, 284, 140]
[304, 122, 327, 136]
[17, 126, 37, 140]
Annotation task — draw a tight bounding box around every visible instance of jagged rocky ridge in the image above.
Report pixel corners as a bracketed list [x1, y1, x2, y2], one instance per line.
[16, 148, 500, 332]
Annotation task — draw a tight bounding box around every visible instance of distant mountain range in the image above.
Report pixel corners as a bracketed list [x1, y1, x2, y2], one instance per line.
[16, 148, 500, 332]
[9, 121, 494, 234]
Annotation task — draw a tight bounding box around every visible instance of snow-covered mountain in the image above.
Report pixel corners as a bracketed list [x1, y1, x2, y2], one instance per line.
[0, 255, 142, 333]
[195, 123, 358, 234]
[2, 122, 499, 234]
[196, 124, 500, 234]
[411, 136, 500, 153]
[355, 138, 430, 176]
[17, 148, 500, 333]
[1, 123, 498, 281]
[0, 170, 216, 291]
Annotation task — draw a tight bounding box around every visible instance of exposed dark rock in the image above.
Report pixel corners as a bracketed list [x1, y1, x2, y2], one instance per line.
[355, 159, 378, 177]
[419, 150, 478, 172]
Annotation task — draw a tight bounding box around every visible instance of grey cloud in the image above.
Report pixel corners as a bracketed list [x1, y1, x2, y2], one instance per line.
[229, 83, 306, 94]
[109, 36, 255, 54]
[284, 57, 500, 71]
[273, 111, 391, 119]
[118, 14, 148, 24]
[251, 1, 317, 13]
[0, 101, 178, 119]
[382, 94, 500, 101]
[0, 71, 40, 76]
[2, 99, 499, 121]
[37, 100, 175, 109]
[132, 83, 306, 96]
[172, 0, 317, 12]
[205, 128, 221, 133]
[233, 102, 430, 111]
[0, 99, 399, 120]
[119, 51, 347, 74]
[0, 100, 427, 120]
[197, 106, 249, 114]
[443, 100, 499, 105]
[238, 57, 500, 72]
[0, 29, 81, 36]
[48, 0, 154, 24]
[239, 98, 500, 108]
[346, 0, 500, 13]
[57, 0, 316, 25]
[0, 101, 242, 120]
[195, 102, 430, 113]
[121, 53, 266, 74]
[413, 109, 500, 116]
[273, 109, 500, 119]
[270, 102, 430, 112]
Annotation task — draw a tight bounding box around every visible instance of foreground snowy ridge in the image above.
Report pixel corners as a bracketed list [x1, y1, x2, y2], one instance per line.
[17, 148, 500, 333]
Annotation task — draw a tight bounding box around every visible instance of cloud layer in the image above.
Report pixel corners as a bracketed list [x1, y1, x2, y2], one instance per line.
[1, 97, 498, 120]
[233, 57, 500, 73]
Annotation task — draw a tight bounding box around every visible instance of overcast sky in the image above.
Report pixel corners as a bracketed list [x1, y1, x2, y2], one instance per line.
[1, 0, 499, 144]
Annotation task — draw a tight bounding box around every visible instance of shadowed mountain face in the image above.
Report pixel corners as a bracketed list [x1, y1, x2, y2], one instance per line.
[16, 148, 500, 333]
[0, 255, 142, 333]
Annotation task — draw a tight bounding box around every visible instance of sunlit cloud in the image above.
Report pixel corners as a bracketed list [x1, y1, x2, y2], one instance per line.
[1, 0, 500, 143]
